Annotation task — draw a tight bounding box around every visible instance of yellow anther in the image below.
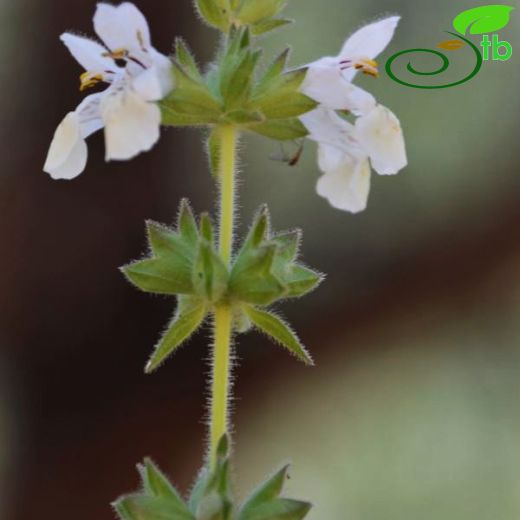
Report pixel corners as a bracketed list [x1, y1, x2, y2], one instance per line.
[354, 58, 379, 77]
[80, 71, 104, 92]
[102, 48, 129, 60]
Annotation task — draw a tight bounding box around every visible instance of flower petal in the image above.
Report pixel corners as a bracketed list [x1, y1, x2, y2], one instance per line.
[132, 65, 172, 101]
[340, 16, 400, 60]
[316, 156, 371, 213]
[94, 2, 151, 54]
[75, 93, 105, 137]
[318, 143, 347, 172]
[302, 58, 350, 110]
[103, 89, 161, 161]
[44, 112, 88, 180]
[355, 105, 407, 175]
[60, 33, 115, 73]
[302, 59, 376, 113]
[300, 107, 355, 149]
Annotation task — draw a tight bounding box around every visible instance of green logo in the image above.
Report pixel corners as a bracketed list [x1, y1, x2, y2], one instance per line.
[386, 5, 514, 89]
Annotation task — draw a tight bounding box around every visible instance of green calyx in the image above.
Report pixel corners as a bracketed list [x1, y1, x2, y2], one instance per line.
[121, 201, 322, 372]
[195, 0, 292, 36]
[113, 435, 312, 520]
[160, 27, 316, 141]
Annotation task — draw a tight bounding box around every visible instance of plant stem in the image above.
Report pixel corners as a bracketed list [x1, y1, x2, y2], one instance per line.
[210, 126, 237, 469]
[218, 126, 237, 265]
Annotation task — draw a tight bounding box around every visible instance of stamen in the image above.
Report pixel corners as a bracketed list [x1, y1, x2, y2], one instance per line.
[79, 71, 104, 92]
[355, 58, 379, 77]
[102, 48, 129, 60]
[339, 58, 379, 77]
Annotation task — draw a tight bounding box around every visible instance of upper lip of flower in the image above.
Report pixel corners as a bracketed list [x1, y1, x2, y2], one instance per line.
[60, 3, 171, 94]
[300, 16, 401, 114]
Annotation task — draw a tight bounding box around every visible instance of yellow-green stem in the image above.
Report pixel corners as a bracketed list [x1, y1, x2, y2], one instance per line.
[218, 126, 237, 265]
[210, 126, 238, 469]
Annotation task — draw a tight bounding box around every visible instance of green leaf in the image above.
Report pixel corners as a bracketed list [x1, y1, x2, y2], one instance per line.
[221, 50, 262, 110]
[232, 304, 253, 333]
[243, 305, 313, 365]
[251, 18, 293, 36]
[255, 48, 291, 97]
[253, 92, 317, 120]
[224, 109, 264, 125]
[230, 245, 285, 305]
[161, 62, 222, 122]
[161, 105, 219, 127]
[242, 205, 271, 250]
[237, 0, 286, 25]
[192, 435, 232, 520]
[196, 493, 227, 520]
[139, 459, 185, 505]
[239, 466, 289, 517]
[189, 468, 211, 514]
[193, 240, 229, 302]
[280, 69, 308, 93]
[285, 265, 323, 298]
[248, 119, 308, 141]
[114, 496, 194, 520]
[271, 231, 300, 264]
[162, 88, 222, 119]
[216, 434, 230, 460]
[195, 0, 231, 32]
[240, 498, 311, 520]
[146, 221, 192, 260]
[178, 199, 200, 247]
[239, 25, 252, 49]
[199, 213, 215, 244]
[122, 258, 194, 295]
[175, 38, 202, 81]
[145, 298, 207, 373]
[453, 5, 514, 35]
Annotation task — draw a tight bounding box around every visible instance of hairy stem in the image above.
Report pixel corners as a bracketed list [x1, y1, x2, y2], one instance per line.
[218, 126, 237, 265]
[209, 126, 238, 469]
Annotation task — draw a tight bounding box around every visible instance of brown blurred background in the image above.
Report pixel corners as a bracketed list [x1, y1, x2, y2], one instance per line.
[1, 0, 519, 519]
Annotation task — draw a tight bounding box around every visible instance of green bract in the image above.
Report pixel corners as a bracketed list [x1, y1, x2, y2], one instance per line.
[114, 435, 312, 520]
[195, 0, 292, 36]
[121, 202, 322, 372]
[160, 27, 316, 141]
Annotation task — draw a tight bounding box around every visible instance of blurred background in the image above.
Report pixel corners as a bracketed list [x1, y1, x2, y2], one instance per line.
[1, 0, 519, 518]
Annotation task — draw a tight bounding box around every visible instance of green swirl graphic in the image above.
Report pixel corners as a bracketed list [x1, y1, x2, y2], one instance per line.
[385, 32, 483, 89]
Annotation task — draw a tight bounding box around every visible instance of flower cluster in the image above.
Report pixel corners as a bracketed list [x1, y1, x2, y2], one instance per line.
[44, 2, 173, 180]
[301, 17, 407, 213]
[43, 4, 407, 216]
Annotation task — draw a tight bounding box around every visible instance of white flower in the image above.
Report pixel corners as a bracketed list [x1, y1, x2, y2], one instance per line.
[44, 2, 173, 180]
[300, 16, 407, 213]
[301, 16, 400, 115]
[301, 106, 407, 213]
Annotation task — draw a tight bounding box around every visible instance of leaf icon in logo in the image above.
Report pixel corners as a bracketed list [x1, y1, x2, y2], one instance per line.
[437, 39, 466, 50]
[453, 5, 514, 35]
